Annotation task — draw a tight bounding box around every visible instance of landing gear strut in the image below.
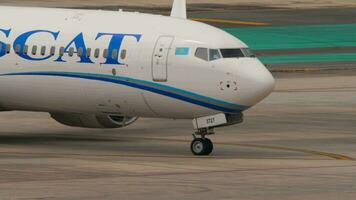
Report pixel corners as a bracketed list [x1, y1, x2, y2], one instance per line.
[190, 128, 214, 156]
[190, 113, 244, 156]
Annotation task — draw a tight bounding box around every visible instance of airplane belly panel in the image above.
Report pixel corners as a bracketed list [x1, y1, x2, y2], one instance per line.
[0, 76, 90, 112]
[142, 90, 218, 119]
[84, 79, 157, 117]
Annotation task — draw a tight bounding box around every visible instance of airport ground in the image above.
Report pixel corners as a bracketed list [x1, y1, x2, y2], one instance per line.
[0, 1, 355, 200]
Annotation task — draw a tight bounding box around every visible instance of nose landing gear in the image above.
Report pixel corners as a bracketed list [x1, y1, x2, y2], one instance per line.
[191, 128, 214, 156]
[190, 113, 244, 156]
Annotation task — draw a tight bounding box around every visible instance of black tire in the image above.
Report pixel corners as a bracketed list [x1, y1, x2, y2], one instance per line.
[190, 138, 214, 156]
[204, 138, 214, 155]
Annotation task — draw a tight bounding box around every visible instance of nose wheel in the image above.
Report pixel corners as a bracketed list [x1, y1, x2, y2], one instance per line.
[191, 138, 214, 156]
[190, 128, 214, 156]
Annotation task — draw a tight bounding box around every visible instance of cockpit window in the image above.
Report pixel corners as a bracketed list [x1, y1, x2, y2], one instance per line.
[241, 48, 255, 57]
[195, 48, 209, 61]
[196, 47, 253, 61]
[220, 49, 244, 58]
[220, 48, 255, 58]
[195, 48, 222, 61]
[209, 49, 221, 61]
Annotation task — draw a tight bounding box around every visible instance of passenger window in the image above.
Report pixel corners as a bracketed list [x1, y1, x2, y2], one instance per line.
[86, 48, 91, 58]
[209, 49, 221, 61]
[50, 46, 56, 56]
[94, 48, 100, 58]
[68, 47, 74, 57]
[195, 48, 208, 61]
[31, 45, 37, 55]
[15, 44, 21, 54]
[59, 47, 65, 56]
[6, 44, 11, 54]
[23, 45, 29, 55]
[40, 46, 46, 56]
[77, 47, 83, 57]
[103, 49, 108, 58]
[111, 49, 118, 60]
[120, 49, 127, 60]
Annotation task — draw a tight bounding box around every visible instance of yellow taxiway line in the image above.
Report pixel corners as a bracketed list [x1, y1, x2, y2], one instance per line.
[19, 135, 351, 161]
[134, 137, 355, 161]
[191, 18, 271, 26]
[224, 143, 355, 161]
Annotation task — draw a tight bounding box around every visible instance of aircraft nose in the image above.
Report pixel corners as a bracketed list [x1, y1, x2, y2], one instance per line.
[253, 61, 275, 98]
[235, 58, 275, 106]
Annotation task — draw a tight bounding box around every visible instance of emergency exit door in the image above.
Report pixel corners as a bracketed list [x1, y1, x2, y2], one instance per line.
[152, 36, 174, 82]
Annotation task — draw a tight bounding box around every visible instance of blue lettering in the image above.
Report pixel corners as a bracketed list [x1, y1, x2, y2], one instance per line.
[95, 33, 141, 65]
[55, 32, 93, 63]
[13, 30, 59, 61]
[0, 29, 11, 57]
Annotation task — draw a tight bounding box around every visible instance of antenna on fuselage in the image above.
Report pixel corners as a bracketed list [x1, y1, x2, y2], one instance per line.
[170, 0, 187, 19]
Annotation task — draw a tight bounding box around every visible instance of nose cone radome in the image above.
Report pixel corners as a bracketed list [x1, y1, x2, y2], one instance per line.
[235, 58, 275, 106]
[255, 65, 275, 102]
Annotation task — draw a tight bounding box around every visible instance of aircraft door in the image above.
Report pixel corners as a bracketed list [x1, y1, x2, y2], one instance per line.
[152, 36, 174, 82]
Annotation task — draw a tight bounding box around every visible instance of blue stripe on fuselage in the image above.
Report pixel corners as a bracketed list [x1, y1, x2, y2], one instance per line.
[0, 71, 250, 113]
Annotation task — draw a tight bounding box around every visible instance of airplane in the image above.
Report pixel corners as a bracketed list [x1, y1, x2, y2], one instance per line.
[0, 0, 275, 156]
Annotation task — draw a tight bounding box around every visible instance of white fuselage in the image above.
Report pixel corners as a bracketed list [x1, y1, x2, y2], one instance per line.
[0, 6, 275, 120]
